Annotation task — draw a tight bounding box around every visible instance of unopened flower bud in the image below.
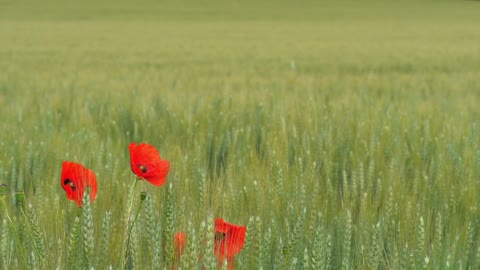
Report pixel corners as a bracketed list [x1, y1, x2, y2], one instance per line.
[140, 192, 147, 201]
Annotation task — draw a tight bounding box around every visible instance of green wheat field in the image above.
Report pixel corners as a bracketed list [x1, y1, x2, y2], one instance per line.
[1, 0, 480, 269]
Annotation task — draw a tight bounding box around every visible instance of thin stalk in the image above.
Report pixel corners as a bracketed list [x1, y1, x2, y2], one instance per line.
[126, 179, 140, 225]
[121, 178, 139, 268]
[122, 188, 146, 269]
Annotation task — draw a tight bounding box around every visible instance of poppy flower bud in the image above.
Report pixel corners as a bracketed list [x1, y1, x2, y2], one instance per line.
[15, 191, 25, 209]
[0, 184, 7, 197]
[140, 192, 147, 201]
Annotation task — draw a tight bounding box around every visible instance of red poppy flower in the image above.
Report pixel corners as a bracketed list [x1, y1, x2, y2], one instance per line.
[128, 142, 170, 186]
[172, 232, 187, 270]
[60, 161, 97, 207]
[174, 232, 187, 257]
[214, 218, 247, 269]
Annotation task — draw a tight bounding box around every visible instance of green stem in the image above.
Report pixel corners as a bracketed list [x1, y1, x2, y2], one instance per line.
[124, 196, 145, 265]
[123, 192, 146, 269]
[121, 178, 139, 269]
[1, 197, 28, 266]
[126, 179, 139, 221]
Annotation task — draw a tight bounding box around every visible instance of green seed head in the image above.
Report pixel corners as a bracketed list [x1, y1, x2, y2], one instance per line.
[15, 191, 25, 209]
[0, 184, 7, 197]
[140, 192, 147, 201]
[15, 191, 24, 203]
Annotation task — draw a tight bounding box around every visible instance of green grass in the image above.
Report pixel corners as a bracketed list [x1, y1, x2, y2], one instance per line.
[1, 0, 480, 269]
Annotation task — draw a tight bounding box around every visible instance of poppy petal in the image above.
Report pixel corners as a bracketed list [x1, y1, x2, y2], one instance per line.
[214, 218, 247, 261]
[60, 161, 97, 207]
[174, 232, 187, 256]
[129, 142, 170, 186]
[145, 160, 170, 186]
[144, 175, 167, 187]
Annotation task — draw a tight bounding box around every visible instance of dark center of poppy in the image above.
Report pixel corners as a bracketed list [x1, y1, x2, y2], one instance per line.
[215, 232, 226, 241]
[64, 179, 76, 191]
[138, 164, 148, 173]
